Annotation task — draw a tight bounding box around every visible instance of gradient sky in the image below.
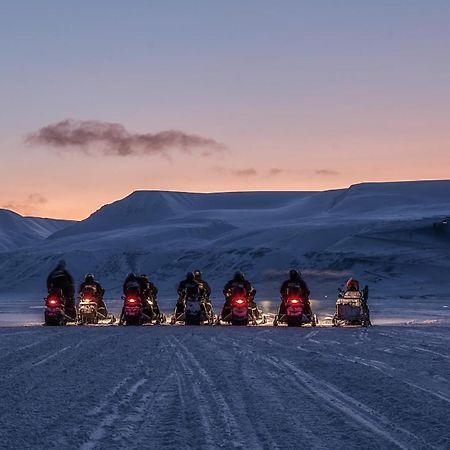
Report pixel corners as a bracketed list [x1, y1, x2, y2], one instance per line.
[1, 0, 450, 219]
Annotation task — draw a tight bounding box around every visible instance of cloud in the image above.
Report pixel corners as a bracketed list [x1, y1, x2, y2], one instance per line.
[268, 168, 284, 176]
[234, 168, 258, 176]
[213, 167, 258, 177]
[213, 167, 285, 177]
[314, 169, 339, 176]
[26, 119, 225, 157]
[2, 193, 48, 215]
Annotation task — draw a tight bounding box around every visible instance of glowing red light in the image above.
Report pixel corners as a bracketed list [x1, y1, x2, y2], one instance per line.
[290, 299, 300, 304]
[236, 299, 245, 304]
[127, 298, 137, 304]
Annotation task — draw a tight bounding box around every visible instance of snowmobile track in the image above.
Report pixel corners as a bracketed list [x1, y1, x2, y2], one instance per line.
[0, 326, 449, 449]
[261, 355, 433, 450]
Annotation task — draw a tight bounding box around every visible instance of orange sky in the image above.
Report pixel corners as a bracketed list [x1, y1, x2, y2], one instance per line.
[1, 2, 450, 219]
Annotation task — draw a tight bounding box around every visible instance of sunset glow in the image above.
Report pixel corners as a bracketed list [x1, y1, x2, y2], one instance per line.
[1, 1, 450, 219]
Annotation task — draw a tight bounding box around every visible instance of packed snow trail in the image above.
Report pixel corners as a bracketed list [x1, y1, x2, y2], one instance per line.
[0, 325, 449, 449]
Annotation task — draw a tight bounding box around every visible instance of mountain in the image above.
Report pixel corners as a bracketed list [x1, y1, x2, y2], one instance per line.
[0, 209, 73, 251]
[1, 180, 449, 310]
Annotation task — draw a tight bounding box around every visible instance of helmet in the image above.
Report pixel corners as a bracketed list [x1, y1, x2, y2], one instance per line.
[127, 272, 137, 280]
[85, 273, 95, 284]
[233, 271, 245, 282]
[186, 272, 195, 282]
[56, 259, 66, 270]
[289, 269, 301, 281]
[346, 278, 360, 291]
[193, 269, 202, 281]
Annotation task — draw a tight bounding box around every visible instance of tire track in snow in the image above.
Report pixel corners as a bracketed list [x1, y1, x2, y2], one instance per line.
[336, 353, 450, 405]
[172, 334, 263, 449]
[207, 334, 282, 449]
[0, 330, 66, 361]
[80, 376, 149, 450]
[251, 328, 450, 432]
[32, 345, 72, 366]
[80, 335, 174, 449]
[261, 355, 434, 450]
[396, 345, 450, 360]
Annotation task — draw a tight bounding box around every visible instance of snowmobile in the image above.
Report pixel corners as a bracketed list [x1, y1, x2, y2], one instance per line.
[332, 286, 371, 327]
[217, 286, 265, 326]
[120, 285, 146, 326]
[77, 286, 100, 324]
[171, 287, 214, 325]
[77, 286, 116, 325]
[273, 286, 318, 327]
[44, 288, 71, 326]
[119, 286, 163, 326]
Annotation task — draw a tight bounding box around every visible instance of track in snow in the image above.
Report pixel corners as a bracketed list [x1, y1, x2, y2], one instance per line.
[0, 325, 449, 449]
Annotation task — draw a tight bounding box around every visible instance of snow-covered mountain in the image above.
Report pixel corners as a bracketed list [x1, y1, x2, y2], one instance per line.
[0, 209, 73, 252]
[1, 180, 449, 309]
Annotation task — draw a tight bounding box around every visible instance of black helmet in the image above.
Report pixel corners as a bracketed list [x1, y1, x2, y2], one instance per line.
[186, 272, 195, 282]
[85, 273, 95, 283]
[193, 269, 202, 281]
[289, 269, 301, 281]
[127, 272, 137, 279]
[233, 271, 245, 282]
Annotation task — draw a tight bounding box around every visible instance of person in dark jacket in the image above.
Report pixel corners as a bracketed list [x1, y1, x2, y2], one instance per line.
[46, 260, 76, 320]
[78, 273, 108, 317]
[139, 274, 161, 316]
[278, 269, 312, 317]
[175, 272, 201, 317]
[193, 269, 213, 315]
[119, 273, 142, 324]
[123, 272, 141, 295]
[221, 271, 258, 320]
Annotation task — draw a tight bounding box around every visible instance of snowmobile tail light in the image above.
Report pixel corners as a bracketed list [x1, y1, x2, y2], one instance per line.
[236, 299, 245, 304]
[290, 299, 300, 304]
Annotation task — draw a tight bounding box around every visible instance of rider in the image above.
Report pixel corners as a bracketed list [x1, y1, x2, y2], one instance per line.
[175, 272, 202, 317]
[344, 277, 370, 318]
[46, 260, 76, 320]
[345, 277, 360, 292]
[123, 272, 141, 295]
[221, 271, 258, 319]
[193, 269, 213, 315]
[139, 274, 161, 316]
[78, 273, 108, 317]
[119, 273, 142, 323]
[278, 269, 312, 318]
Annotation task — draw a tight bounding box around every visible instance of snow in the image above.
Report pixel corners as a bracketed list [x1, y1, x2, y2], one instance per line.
[1, 180, 450, 308]
[0, 324, 449, 449]
[0, 209, 72, 251]
[0, 180, 449, 448]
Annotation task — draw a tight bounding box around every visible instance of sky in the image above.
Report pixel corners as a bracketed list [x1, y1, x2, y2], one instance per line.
[1, 0, 450, 219]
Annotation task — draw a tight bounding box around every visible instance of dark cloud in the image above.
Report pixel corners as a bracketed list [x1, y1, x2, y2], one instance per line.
[2, 194, 48, 215]
[314, 169, 339, 176]
[268, 168, 284, 176]
[234, 168, 258, 176]
[213, 167, 285, 177]
[212, 167, 258, 177]
[26, 119, 225, 157]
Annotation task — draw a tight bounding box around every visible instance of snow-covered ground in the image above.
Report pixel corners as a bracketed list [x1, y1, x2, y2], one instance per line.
[0, 180, 449, 449]
[0, 323, 449, 449]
